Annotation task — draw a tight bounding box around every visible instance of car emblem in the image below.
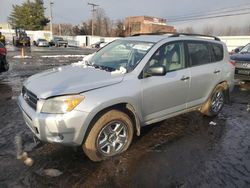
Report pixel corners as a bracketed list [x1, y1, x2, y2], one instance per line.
[24, 92, 29, 100]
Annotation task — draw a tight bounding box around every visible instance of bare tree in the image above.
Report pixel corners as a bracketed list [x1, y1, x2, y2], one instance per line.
[60, 24, 74, 36]
[202, 25, 214, 35]
[178, 26, 195, 34]
[113, 20, 125, 37]
[93, 8, 112, 36]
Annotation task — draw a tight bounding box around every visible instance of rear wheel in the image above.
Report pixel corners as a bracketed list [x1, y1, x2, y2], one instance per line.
[83, 110, 134, 161]
[201, 85, 225, 116]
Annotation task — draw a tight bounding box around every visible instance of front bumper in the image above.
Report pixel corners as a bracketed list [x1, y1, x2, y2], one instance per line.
[235, 73, 250, 81]
[17, 94, 90, 146]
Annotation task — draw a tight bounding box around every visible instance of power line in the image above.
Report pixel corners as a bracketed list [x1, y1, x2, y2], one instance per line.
[168, 11, 250, 23]
[168, 6, 250, 22]
[167, 2, 250, 20]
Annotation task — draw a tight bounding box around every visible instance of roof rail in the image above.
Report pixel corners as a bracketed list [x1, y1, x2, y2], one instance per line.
[170, 33, 221, 41]
[132, 32, 176, 36]
[132, 32, 220, 41]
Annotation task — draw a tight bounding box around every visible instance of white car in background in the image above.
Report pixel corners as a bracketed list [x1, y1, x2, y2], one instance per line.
[35, 39, 49, 47]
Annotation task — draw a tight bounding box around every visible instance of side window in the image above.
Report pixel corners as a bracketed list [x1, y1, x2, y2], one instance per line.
[147, 42, 185, 72]
[210, 43, 223, 62]
[187, 42, 211, 66]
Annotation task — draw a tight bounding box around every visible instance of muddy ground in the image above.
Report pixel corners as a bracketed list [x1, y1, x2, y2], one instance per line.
[0, 47, 250, 188]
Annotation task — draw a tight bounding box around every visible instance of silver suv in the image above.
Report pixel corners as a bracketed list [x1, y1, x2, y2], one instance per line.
[18, 33, 235, 161]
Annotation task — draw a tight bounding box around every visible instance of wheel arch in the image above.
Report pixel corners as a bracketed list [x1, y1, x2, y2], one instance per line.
[82, 102, 141, 144]
[200, 80, 230, 114]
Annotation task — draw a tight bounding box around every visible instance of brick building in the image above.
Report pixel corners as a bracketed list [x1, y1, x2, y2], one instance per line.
[125, 16, 176, 36]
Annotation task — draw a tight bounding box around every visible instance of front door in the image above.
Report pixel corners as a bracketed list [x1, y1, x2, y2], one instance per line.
[141, 41, 190, 124]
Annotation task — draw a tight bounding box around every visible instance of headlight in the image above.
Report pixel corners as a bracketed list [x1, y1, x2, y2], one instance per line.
[41, 95, 84, 114]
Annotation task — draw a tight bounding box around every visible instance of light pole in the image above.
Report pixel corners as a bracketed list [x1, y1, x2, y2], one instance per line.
[48, 0, 54, 38]
[87, 2, 99, 36]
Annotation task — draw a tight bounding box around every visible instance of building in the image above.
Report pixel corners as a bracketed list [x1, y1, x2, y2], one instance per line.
[0, 23, 12, 30]
[125, 16, 176, 36]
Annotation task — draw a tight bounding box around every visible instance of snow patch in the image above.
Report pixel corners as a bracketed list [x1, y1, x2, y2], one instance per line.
[13, 56, 32, 59]
[41, 55, 86, 58]
[111, 66, 127, 75]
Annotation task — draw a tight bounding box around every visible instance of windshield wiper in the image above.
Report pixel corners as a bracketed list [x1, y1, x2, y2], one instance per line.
[92, 64, 116, 72]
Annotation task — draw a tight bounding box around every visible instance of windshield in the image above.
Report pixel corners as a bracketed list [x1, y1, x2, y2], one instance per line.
[240, 43, 250, 53]
[89, 40, 154, 73]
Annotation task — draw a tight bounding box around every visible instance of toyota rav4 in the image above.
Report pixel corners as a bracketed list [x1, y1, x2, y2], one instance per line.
[18, 33, 235, 161]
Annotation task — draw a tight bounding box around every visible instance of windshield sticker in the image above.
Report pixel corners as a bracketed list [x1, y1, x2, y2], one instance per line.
[132, 44, 153, 51]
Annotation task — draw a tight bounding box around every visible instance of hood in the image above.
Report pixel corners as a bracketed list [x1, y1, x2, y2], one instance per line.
[230, 53, 250, 62]
[24, 64, 124, 99]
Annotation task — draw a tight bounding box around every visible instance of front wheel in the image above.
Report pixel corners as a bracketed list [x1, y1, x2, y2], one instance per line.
[83, 110, 134, 161]
[201, 85, 225, 117]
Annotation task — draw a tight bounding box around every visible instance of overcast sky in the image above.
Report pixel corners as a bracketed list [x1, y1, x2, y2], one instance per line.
[1, 0, 250, 31]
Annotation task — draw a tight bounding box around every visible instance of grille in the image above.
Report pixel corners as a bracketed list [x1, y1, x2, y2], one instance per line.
[22, 87, 38, 110]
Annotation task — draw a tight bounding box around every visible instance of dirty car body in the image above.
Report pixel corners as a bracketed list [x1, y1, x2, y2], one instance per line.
[18, 34, 235, 161]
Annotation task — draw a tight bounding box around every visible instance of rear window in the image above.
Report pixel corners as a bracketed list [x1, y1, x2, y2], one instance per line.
[210, 43, 223, 62]
[187, 42, 211, 66]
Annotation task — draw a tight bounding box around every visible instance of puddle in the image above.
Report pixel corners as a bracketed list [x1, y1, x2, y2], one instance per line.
[0, 82, 13, 100]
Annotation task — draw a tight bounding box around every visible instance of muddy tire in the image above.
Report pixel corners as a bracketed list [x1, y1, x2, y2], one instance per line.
[83, 110, 134, 162]
[201, 85, 225, 117]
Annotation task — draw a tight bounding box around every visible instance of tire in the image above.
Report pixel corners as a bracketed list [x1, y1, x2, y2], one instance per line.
[83, 110, 134, 161]
[201, 85, 225, 117]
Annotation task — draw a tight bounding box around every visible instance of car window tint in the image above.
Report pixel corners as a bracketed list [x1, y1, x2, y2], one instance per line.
[148, 42, 185, 72]
[210, 43, 223, 62]
[188, 42, 211, 66]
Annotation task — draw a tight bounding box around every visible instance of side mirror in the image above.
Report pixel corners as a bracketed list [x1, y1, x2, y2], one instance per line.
[145, 66, 166, 77]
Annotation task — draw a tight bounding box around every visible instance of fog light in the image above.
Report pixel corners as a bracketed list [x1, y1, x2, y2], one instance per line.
[51, 134, 64, 143]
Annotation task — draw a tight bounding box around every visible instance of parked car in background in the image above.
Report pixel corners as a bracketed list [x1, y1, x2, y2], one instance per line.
[35, 39, 49, 47]
[0, 42, 9, 72]
[229, 46, 244, 55]
[18, 33, 234, 161]
[230, 43, 250, 80]
[99, 42, 109, 48]
[49, 37, 68, 47]
[91, 41, 106, 48]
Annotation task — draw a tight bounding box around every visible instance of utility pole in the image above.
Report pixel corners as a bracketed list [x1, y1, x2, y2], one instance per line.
[48, 0, 54, 38]
[87, 2, 99, 36]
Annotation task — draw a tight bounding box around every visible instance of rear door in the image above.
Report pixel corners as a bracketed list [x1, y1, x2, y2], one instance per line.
[186, 41, 223, 108]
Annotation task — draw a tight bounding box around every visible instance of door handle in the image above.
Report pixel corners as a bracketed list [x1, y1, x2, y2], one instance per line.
[214, 70, 221, 74]
[180, 76, 190, 81]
